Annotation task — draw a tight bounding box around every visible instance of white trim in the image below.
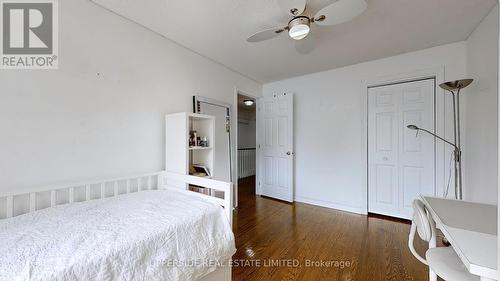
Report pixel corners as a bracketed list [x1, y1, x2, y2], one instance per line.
[233, 88, 260, 201]
[497, 2, 500, 277]
[360, 67, 447, 215]
[295, 196, 364, 215]
[255, 95, 262, 196]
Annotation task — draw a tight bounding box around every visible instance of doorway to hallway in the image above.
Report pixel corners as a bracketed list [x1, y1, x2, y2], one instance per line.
[236, 93, 257, 205]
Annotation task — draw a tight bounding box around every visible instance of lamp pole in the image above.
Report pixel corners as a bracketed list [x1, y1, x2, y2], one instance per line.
[407, 79, 473, 200]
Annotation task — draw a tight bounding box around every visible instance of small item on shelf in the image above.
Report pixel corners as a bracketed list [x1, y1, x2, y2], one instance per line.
[189, 130, 198, 147]
[188, 134, 210, 148]
[189, 164, 208, 177]
[189, 164, 211, 177]
[202, 137, 209, 147]
[189, 165, 196, 175]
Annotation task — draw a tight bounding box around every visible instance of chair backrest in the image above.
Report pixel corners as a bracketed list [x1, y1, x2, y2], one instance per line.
[408, 199, 433, 265]
[412, 199, 433, 242]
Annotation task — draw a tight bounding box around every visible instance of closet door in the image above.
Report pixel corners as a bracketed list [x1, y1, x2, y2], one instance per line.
[368, 85, 400, 217]
[368, 79, 435, 219]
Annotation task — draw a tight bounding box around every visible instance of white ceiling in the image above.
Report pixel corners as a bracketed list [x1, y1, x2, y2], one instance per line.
[92, 0, 497, 83]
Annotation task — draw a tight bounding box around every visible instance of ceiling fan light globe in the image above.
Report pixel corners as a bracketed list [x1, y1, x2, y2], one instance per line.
[288, 16, 310, 40]
[289, 24, 310, 40]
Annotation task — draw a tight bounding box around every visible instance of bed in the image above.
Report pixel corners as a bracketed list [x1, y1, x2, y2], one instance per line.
[0, 172, 234, 281]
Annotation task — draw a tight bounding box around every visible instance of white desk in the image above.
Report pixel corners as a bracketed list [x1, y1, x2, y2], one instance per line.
[421, 196, 498, 281]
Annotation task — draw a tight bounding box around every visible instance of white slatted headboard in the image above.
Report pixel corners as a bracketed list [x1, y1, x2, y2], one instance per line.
[0, 172, 164, 220]
[0, 171, 233, 225]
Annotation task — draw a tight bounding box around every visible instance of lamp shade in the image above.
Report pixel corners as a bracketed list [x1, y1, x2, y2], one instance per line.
[439, 79, 473, 91]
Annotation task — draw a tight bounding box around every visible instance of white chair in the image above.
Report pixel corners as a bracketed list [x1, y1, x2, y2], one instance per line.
[408, 199, 479, 281]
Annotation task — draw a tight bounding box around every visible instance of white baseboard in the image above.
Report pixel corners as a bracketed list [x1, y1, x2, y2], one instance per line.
[294, 196, 364, 215]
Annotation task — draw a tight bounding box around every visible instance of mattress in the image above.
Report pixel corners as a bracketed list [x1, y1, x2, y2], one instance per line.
[0, 188, 235, 281]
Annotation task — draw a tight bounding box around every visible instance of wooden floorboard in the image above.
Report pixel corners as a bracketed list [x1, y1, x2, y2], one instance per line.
[232, 176, 429, 281]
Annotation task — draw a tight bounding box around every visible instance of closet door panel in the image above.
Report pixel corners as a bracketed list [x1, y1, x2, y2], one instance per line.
[369, 79, 435, 219]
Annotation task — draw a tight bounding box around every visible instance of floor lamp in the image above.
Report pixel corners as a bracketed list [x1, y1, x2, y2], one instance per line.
[407, 79, 473, 200]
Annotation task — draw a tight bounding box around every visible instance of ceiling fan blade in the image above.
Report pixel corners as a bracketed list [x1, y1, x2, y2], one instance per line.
[277, 0, 306, 16]
[247, 27, 286, 43]
[314, 0, 367, 26]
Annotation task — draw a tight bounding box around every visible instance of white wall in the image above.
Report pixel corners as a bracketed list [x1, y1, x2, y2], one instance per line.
[465, 5, 499, 204]
[0, 0, 261, 192]
[263, 42, 467, 213]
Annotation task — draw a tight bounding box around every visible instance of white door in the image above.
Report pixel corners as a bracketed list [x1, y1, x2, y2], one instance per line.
[368, 79, 435, 219]
[198, 103, 231, 182]
[258, 93, 294, 202]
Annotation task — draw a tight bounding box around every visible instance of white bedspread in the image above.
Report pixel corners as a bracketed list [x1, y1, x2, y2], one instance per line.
[0, 188, 235, 281]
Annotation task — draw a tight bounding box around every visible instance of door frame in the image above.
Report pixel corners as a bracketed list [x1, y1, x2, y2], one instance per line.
[193, 96, 234, 201]
[234, 88, 260, 202]
[361, 67, 447, 215]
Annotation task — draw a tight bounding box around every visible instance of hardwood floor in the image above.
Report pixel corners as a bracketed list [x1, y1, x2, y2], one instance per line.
[232, 176, 429, 281]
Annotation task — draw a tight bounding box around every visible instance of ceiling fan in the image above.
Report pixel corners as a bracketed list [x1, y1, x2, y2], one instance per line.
[247, 0, 368, 42]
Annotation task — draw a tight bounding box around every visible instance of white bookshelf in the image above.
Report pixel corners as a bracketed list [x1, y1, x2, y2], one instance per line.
[165, 112, 215, 190]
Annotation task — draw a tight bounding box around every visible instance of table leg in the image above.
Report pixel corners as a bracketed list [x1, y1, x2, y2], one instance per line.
[429, 217, 438, 281]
